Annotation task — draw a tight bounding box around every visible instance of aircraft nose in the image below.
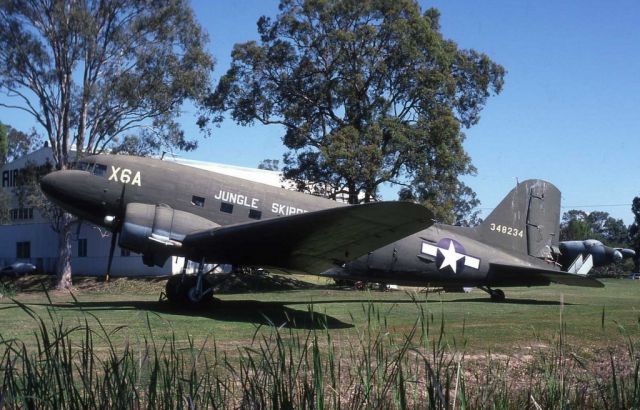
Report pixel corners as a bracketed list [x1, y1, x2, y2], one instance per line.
[40, 171, 62, 200]
[40, 169, 108, 223]
[40, 170, 90, 206]
[612, 249, 623, 262]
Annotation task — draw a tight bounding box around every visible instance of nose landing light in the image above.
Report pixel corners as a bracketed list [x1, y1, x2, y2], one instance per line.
[104, 215, 117, 226]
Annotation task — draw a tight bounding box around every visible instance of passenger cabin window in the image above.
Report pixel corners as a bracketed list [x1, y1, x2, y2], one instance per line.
[191, 195, 205, 207]
[249, 209, 262, 220]
[93, 163, 107, 177]
[220, 202, 234, 214]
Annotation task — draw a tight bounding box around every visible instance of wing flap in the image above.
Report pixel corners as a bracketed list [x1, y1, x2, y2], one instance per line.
[489, 263, 604, 288]
[183, 201, 433, 274]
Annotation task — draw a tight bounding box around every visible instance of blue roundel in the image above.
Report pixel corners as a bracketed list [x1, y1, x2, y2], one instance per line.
[435, 238, 467, 274]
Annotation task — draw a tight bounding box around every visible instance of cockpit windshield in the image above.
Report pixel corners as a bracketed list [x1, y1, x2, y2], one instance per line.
[93, 164, 107, 177]
[74, 161, 89, 171]
[73, 161, 96, 173]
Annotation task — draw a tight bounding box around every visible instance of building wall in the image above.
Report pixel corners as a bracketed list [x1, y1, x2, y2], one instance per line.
[0, 222, 58, 273]
[1, 146, 55, 226]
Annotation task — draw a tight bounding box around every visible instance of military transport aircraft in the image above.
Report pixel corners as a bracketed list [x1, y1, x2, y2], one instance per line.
[40, 154, 433, 305]
[320, 179, 635, 301]
[41, 156, 634, 305]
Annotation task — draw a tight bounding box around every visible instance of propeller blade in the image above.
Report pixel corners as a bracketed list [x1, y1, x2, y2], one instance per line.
[106, 231, 117, 282]
[105, 183, 127, 282]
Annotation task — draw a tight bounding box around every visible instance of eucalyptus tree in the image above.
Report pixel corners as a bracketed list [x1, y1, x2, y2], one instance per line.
[630, 197, 640, 272]
[0, 0, 214, 288]
[0, 122, 34, 165]
[204, 0, 504, 208]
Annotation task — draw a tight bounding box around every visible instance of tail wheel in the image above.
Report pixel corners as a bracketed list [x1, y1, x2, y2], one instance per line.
[490, 288, 505, 302]
[479, 286, 507, 302]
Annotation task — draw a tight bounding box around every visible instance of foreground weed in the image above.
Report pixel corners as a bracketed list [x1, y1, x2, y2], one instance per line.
[0, 296, 639, 408]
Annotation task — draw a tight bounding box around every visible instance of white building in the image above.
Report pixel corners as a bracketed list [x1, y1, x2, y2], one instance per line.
[0, 147, 288, 276]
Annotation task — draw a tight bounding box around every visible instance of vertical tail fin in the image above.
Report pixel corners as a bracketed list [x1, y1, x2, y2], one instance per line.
[477, 179, 561, 258]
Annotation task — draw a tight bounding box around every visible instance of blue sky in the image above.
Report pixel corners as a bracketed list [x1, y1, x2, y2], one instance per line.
[2, 1, 639, 224]
[189, 0, 640, 224]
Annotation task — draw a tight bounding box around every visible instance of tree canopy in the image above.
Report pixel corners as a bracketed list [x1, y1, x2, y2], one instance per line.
[258, 159, 280, 171]
[204, 0, 505, 208]
[560, 209, 629, 247]
[0, 122, 6, 165]
[0, 0, 213, 168]
[0, 0, 213, 288]
[0, 121, 37, 165]
[629, 197, 640, 272]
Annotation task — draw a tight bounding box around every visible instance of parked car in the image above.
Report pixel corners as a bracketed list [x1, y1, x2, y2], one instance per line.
[0, 262, 37, 277]
[626, 273, 640, 280]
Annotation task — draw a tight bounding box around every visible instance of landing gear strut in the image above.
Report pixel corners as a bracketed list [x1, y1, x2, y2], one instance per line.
[479, 286, 506, 302]
[165, 259, 214, 308]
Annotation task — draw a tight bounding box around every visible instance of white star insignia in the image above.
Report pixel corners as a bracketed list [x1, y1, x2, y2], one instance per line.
[420, 240, 481, 272]
[438, 241, 465, 273]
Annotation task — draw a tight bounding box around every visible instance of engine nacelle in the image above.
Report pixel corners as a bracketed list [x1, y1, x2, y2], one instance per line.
[557, 240, 635, 270]
[118, 203, 218, 267]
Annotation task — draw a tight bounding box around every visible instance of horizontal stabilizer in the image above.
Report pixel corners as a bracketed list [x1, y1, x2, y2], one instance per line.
[183, 201, 433, 274]
[489, 263, 604, 288]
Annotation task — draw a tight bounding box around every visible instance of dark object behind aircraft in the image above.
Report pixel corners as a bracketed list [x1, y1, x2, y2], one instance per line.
[557, 240, 635, 273]
[1, 263, 37, 277]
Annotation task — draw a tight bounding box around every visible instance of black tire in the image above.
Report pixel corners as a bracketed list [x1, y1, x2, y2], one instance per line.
[166, 275, 214, 307]
[334, 279, 351, 286]
[165, 275, 188, 304]
[184, 276, 214, 308]
[491, 289, 506, 302]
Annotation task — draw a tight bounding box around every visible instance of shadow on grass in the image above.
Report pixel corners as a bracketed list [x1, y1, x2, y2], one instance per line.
[26, 299, 355, 330]
[13, 292, 575, 331]
[447, 297, 575, 306]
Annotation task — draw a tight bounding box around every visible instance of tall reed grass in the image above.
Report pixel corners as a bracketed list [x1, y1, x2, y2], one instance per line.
[0, 295, 638, 409]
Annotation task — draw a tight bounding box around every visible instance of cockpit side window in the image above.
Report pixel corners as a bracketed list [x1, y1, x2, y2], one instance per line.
[74, 162, 89, 171]
[93, 164, 107, 177]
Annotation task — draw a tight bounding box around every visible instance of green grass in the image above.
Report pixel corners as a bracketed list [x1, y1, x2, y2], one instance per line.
[0, 276, 638, 408]
[0, 276, 638, 352]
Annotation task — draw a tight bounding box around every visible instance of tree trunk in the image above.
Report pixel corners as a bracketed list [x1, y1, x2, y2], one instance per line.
[56, 213, 73, 290]
[347, 182, 358, 205]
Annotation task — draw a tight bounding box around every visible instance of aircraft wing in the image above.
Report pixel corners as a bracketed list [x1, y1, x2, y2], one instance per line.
[488, 263, 604, 288]
[183, 201, 433, 274]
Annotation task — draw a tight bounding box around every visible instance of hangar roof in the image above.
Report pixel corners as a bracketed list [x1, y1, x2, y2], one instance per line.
[165, 156, 289, 189]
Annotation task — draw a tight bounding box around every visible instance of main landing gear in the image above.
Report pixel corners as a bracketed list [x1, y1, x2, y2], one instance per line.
[479, 286, 506, 302]
[164, 259, 215, 308]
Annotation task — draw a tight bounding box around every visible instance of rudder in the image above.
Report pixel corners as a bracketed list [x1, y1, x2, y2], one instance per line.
[476, 179, 561, 258]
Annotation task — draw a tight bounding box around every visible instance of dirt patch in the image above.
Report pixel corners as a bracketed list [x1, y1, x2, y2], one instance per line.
[2, 272, 317, 296]
[208, 271, 317, 294]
